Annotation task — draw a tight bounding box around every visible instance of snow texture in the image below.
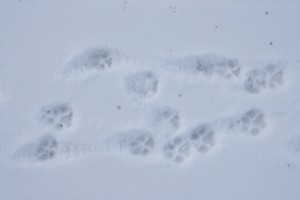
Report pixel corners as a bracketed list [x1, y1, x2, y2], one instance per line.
[1, 1, 300, 200]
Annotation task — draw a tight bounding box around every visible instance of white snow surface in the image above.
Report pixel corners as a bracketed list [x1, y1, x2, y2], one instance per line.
[1, 0, 300, 199]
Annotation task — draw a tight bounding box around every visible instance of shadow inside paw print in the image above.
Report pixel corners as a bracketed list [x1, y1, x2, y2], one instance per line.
[196, 55, 241, 79]
[244, 70, 267, 93]
[189, 124, 215, 153]
[34, 135, 58, 161]
[160, 108, 180, 129]
[129, 134, 155, 156]
[68, 47, 122, 71]
[14, 135, 59, 162]
[125, 71, 159, 98]
[163, 137, 190, 163]
[232, 108, 266, 135]
[118, 130, 155, 157]
[244, 64, 284, 94]
[149, 106, 180, 136]
[39, 103, 73, 130]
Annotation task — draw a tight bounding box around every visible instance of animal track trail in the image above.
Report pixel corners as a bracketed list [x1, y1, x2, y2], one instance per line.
[244, 64, 284, 94]
[161, 108, 268, 164]
[25, 53, 287, 166]
[38, 103, 73, 131]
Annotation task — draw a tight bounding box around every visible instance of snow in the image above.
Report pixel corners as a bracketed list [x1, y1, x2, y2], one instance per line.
[1, 0, 300, 200]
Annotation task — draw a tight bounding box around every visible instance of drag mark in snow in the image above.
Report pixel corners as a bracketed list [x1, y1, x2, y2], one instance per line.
[170, 54, 241, 79]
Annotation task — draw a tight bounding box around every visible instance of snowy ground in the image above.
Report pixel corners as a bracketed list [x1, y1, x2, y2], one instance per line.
[1, 0, 300, 200]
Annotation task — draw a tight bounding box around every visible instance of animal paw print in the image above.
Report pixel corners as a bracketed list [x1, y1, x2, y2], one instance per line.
[265, 64, 284, 89]
[39, 103, 73, 130]
[244, 64, 283, 94]
[128, 134, 155, 156]
[34, 135, 58, 161]
[14, 135, 59, 162]
[67, 47, 122, 71]
[231, 108, 266, 135]
[149, 106, 180, 135]
[196, 55, 241, 79]
[125, 71, 159, 98]
[188, 124, 215, 153]
[64, 47, 125, 80]
[244, 69, 266, 93]
[163, 137, 190, 163]
[118, 130, 155, 157]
